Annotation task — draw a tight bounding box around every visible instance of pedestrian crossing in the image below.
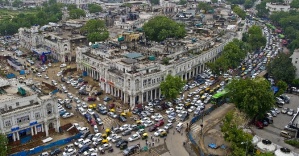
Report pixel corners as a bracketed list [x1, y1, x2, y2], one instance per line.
[190, 124, 201, 134]
[102, 117, 122, 128]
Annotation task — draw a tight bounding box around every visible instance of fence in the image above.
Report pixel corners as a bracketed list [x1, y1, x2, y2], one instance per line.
[10, 133, 82, 156]
[187, 102, 226, 156]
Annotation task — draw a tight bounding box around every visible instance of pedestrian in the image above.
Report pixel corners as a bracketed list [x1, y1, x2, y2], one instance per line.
[173, 130, 175, 135]
[164, 138, 166, 142]
[158, 138, 160, 143]
[181, 132, 183, 136]
[152, 142, 154, 146]
[102, 126, 105, 130]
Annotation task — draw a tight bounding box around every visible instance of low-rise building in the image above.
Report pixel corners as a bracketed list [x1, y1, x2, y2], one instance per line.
[290, 49, 299, 78]
[266, 3, 291, 14]
[0, 78, 59, 144]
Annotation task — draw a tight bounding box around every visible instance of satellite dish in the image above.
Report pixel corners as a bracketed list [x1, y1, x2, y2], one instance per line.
[89, 42, 92, 46]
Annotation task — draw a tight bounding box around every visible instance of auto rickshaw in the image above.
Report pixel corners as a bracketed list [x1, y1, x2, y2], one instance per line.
[199, 90, 205, 95]
[160, 131, 167, 137]
[201, 96, 206, 101]
[209, 89, 215, 94]
[109, 109, 115, 112]
[105, 129, 111, 135]
[120, 112, 126, 117]
[205, 88, 210, 93]
[142, 133, 148, 140]
[136, 120, 142, 125]
[101, 139, 108, 144]
[102, 133, 107, 139]
[88, 104, 96, 110]
[215, 85, 220, 90]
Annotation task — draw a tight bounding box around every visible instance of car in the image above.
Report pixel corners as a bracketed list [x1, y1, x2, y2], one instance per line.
[88, 97, 96, 101]
[144, 121, 154, 127]
[123, 145, 140, 156]
[74, 138, 84, 146]
[164, 123, 173, 130]
[107, 112, 118, 118]
[122, 129, 132, 136]
[36, 73, 42, 77]
[128, 134, 140, 142]
[44, 75, 49, 79]
[98, 143, 112, 151]
[155, 120, 164, 127]
[282, 108, 289, 114]
[111, 135, 122, 143]
[151, 113, 162, 120]
[149, 125, 158, 132]
[50, 148, 61, 156]
[87, 109, 95, 115]
[166, 108, 175, 114]
[83, 148, 97, 156]
[60, 63, 67, 68]
[116, 139, 128, 148]
[93, 125, 99, 133]
[62, 112, 74, 119]
[62, 148, 76, 156]
[287, 109, 294, 116]
[273, 108, 280, 114]
[255, 121, 264, 129]
[269, 110, 277, 117]
[120, 124, 130, 131]
[154, 129, 166, 137]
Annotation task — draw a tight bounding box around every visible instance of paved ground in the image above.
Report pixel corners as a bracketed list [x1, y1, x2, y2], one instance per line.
[251, 93, 299, 153]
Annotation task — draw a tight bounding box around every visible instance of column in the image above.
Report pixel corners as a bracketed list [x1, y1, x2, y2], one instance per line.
[45, 124, 49, 136]
[141, 92, 144, 104]
[35, 125, 37, 135]
[31, 127, 34, 136]
[150, 90, 153, 100]
[16, 132, 20, 140]
[146, 91, 149, 102]
[123, 93, 127, 103]
[41, 124, 44, 132]
[12, 133, 16, 141]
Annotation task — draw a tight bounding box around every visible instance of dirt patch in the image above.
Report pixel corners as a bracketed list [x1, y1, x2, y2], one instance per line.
[204, 129, 230, 156]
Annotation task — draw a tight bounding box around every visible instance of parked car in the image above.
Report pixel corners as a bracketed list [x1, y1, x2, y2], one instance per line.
[255, 121, 264, 129]
[282, 108, 289, 114]
[287, 109, 294, 116]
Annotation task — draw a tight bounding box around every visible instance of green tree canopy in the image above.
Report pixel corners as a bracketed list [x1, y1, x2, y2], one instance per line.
[244, 0, 254, 9]
[226, 0, 245, 4]
[69, 8, 86, 19]
[207, 39, 248, 75]
[267, 53, 296, 83]
[160, 75, 186, 100]
[291, 0, 299, 8]
[248, 25, 266, 50]
[256, 1, 269, 18]
[211, 0, 218, 3]
[88, 4, 103, 13]
[12, 0, 22, 7]
[143, 16, 186, 42]
[226, 78, 275, 119]
[81, 19, 109, 42]
[198, 2, 213, 11]
[67, 4, 77, 11]
[221, 110, 254, 156]
[232, 5, 246, 19]
[0, 134, 8, 156]
[179, 0, 187, 5]
[275, 80, 288, 97]
[150, 0, 159, 5]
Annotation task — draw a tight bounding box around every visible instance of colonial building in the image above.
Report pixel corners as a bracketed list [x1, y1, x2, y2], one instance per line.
[76, 32, 235, 109]
[0, 78, 59, 143]
[18, 20, 88, 62]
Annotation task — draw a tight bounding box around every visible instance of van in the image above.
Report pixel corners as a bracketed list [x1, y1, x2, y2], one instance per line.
[280, 131, 292, 139]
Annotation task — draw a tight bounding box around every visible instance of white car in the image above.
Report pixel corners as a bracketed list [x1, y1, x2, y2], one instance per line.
[83, 148, 97, 156]
[74, 138, 84, 146]
[63, 148, 76, 156]
[48, 63, 52, 67]
[60, 63, 67, 68]
[120, 124, 130, 131]
[144, 121, 154, 127]
[87, 109, 94, 115]
[93, 125, 99, 133]
[188, 106, 196, 113]
[128, 134, 140, 142]
[151, 113, 162, 120]
[36, 73, 42, 77]
[44, 75, 49, 79]
[141, 117, 151, 123]
[98, 143, 112, 151]
[62, 112, 74, 119]
[92, 133, 102, 141]
[166, 108, 175, 114]
[154, 116, 164, 122]
[164, 123, 173, 130]
[154, 129, 166, 137]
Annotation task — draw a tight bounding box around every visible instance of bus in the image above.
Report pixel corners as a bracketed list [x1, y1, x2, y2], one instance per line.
[211, 90, 228, 104]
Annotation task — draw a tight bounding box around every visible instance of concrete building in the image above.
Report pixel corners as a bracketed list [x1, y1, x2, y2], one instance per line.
[290, 49, 299, 78]
[18, 21, 88, 62]
[266, 3, 291, 14]
[0, 78, 59, 144]
[76, 32, 235, 109]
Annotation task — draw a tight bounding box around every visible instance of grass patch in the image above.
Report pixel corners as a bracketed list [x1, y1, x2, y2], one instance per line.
[285, 139, 299, 148]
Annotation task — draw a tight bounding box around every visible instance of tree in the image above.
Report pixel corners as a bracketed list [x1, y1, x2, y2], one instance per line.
[198, 2, 213, 12]
[12, 0, 22, 7]
[179, 0, 187, 5]
[88, 4, 102, 13]
[81, 19, 109, 42]
[143, 16, 186, 42]
[221, 110, 254, 156]
[244, 0, 254, 9]
[267, 53, 296, 83]
[226, 78, 275, 119]
[248, 25, 266, 50]
[232, 6, 246, 19]
[0, 134, 8, 156]
[150, 0, 159, 5]
[69, 8, 86, 19]
[275, 80, 288, 97]
[256, 1, 269, 18]
[211, 0, 218, 3]
[160, 75, 186, 100]
[291, 0, 299, 8]
[67, 4, 77, 11]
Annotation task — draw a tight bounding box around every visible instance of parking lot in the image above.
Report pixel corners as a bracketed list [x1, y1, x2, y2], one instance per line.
[252, 93, 299, 153]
